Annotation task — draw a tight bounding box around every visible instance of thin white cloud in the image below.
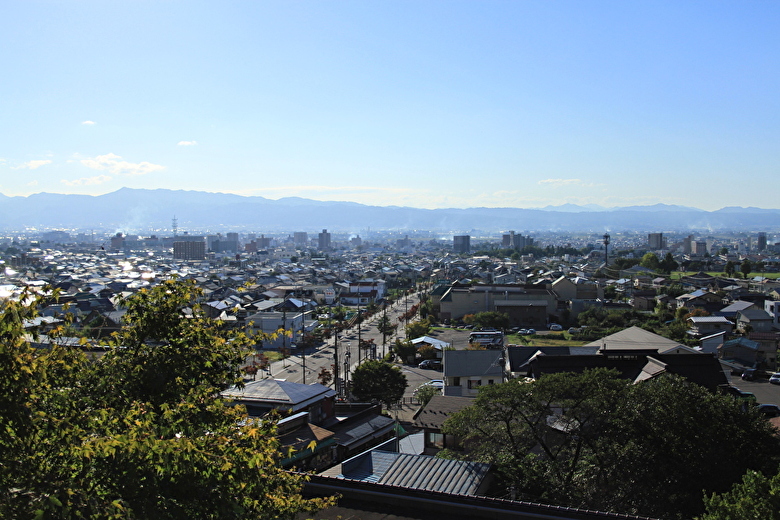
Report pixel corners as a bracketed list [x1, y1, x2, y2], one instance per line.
[80, 153, 164, 176]
[13, 159, 53, 170]
[538, 178, 584, 187]
[177, 140, 197, 146]
[27, 180, 39, 187]
[61, 175, 112, 186]
[82, 120, 96, 125]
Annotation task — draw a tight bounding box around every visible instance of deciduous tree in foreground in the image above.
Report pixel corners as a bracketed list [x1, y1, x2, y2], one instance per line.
[442, 369, 780, 519]
[0, 280, 334, 519]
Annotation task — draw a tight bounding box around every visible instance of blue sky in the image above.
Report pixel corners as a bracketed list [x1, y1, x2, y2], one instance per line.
[1, 1, 778, 211]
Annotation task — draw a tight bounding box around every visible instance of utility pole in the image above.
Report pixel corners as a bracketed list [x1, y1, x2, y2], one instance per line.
[357, 298, 362, 365]
[382, 303, 387, 359]
[333, 332, 340, 397]
[301, 308, 306, 385]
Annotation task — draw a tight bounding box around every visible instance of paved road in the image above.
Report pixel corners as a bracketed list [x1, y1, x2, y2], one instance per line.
[731, 376, 780, 406]
[257, 292, 427, 394]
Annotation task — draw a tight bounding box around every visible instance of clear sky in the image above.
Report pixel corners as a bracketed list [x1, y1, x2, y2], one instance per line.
[1, 1, 778, 211]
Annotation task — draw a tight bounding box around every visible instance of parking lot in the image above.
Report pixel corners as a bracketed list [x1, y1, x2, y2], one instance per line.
[730, 376, 780, 406]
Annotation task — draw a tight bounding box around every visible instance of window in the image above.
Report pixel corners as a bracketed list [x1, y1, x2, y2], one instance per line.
[467, 379, 482, 389]
[453, 377, 461, 386]
[428, 432, 444, 449]
[487, 379, 494, 385]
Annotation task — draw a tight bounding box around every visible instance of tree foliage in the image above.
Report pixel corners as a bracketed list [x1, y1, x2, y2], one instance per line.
[0, 280, 333, 519]
[442, 370, 780, 519]
[701, 468, 780, 520]
[405, 319, 431, 339]
[740, 259, 753, 279]
[376, 313, 396, 339]
[640, 252, 661, 271]
[469, 311, 510, 330]
[350, 360, 407, 407]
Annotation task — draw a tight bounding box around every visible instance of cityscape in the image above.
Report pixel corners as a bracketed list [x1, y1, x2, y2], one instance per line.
[2, 211, 780, 517]
[3, 1, 780, 519]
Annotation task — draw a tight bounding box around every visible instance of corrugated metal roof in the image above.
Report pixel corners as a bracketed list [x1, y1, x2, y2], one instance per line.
[379, 453, 490, 495]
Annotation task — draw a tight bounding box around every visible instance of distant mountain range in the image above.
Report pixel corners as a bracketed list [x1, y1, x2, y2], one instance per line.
[1, 188, 778, 234]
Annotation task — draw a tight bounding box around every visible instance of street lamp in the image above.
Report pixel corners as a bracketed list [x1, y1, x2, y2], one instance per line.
[343, 350, 351, 398]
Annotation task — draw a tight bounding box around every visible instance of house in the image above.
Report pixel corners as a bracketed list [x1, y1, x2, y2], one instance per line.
[699, 331, 727, 355]
[509, 327, 728, 390]
[687, 316, 734, 337]
[339, 280, 387, 305]
[676, 289, 723, 313]
[221, 379, 336, 425]
[765, 300, 780, 327]
[747, 332, 780, 370]
[719, 337, 766, 370]
[276, 411, 337, 471]
[631, 290, 659, 311]
[413, 395, 480, 455]
[715, 300, 756, 319]
[320, 440, 493, 497]
[736, 308, 774, 333]
[442, 349, 504, 397]
[410, 335, 450, 360]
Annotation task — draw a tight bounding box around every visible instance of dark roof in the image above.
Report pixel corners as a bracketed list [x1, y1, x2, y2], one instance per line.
[507, 346, 600, 371]
[329, 450, 491, 496]
[737, 309, 772, 321]
[527, 352, 728, 390]
[413, 395, 474, 430]
[443, 350, 503, 377]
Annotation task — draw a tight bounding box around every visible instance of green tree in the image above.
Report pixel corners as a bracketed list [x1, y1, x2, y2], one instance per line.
[470, 311, 510, 330]
[0, 281, 333, 519]
[442, 370, 780, 519]
[415, 384, 440, 406]
[740, 259, 753, 279]
[392, 338, 417, 364]
[701, 469, 780, 520]
[659, 252, 678, 274]
[350, 360, 407, 407]
[405, 319, 431, 339]
[724, 260, 736, 277]
[640, 252, 661, 271]
[376, 312, 396, 340]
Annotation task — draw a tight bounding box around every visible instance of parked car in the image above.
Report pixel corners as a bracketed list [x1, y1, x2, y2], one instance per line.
[526, 328, 536, 335]
[742, 368, 758, 381]
[549, 324, 563, 331]
[518, 328, 528, 335]
[757, 404, 780, 418]
[414, 380, 444, 396]
[719, 385, 757, 404]
[770, 373, 780, 385]
[418, 359, 442, 370]
[568, 327, 582, 334]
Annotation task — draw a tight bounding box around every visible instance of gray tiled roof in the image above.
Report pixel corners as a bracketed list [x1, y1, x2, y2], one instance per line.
[221, 379, 334, 404]
[379, 453, 490, 495]
[443, 350, 503, 377]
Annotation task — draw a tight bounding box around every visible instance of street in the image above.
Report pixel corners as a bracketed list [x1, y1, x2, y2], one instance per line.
[254, 291, 435, 397]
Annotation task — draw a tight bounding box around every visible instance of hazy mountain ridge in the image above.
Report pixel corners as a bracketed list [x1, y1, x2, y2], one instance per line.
[1, 188, 778, 233]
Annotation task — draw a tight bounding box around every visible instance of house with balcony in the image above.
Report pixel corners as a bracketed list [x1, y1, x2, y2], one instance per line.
[687, 316, 734, 338]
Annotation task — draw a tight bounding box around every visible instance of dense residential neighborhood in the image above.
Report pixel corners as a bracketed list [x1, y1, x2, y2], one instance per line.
[3, 227, 780, 519]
